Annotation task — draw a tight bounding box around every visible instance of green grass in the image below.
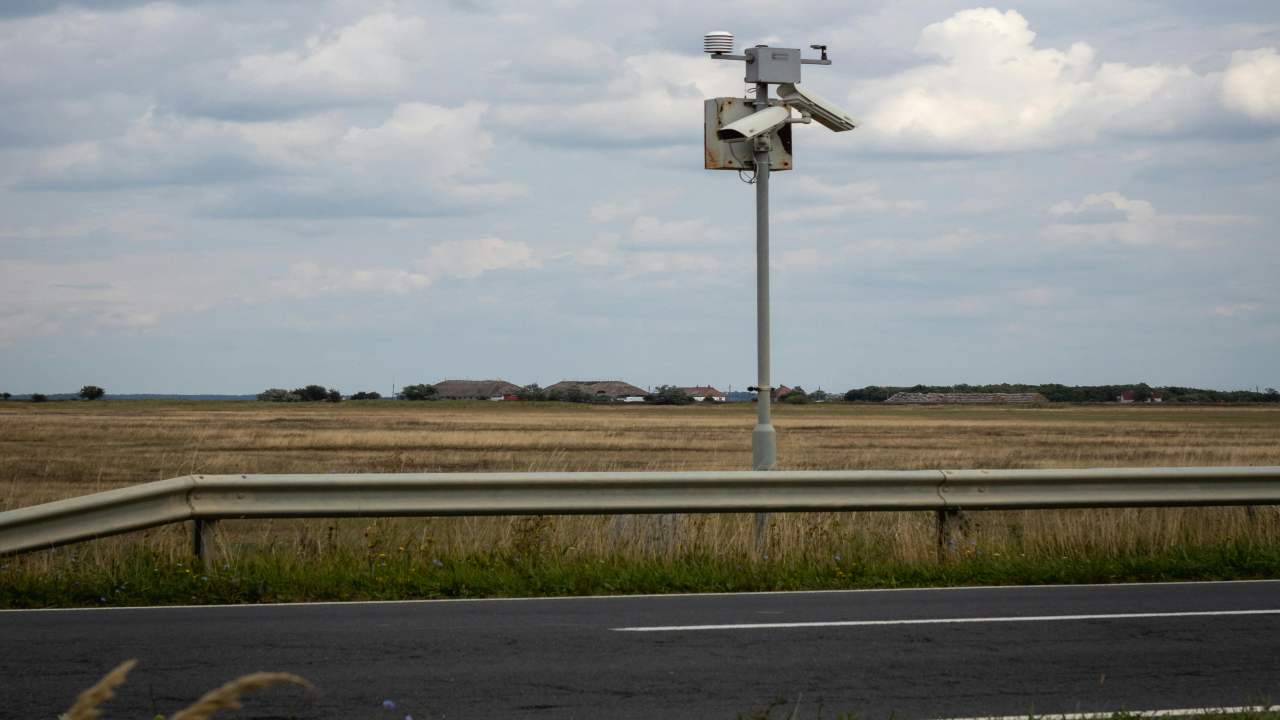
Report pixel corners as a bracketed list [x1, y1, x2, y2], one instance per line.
[5, 540, 1279, 608]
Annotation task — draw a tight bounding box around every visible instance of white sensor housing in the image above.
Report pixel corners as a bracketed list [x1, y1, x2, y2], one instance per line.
[704, 31, 734, 54]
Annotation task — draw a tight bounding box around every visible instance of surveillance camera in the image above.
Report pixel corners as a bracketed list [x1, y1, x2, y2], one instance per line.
[716, 106, 792, 142]
[776, 83, 857, 132]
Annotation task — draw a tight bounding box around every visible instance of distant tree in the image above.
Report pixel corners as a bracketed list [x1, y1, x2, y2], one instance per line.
[783, 386, 811, 404]
[400, 383, 438, 401]
[844, 386, 894, 402]
[350, 391, 382, 400]
[292, 385, 329, 402]
[326, 388, 342, 403]
[257, 388, 301, 402]
[30, 393, 48, 403]
[647, 385, 693, 405]
[79, 385, 105, 400]
[810, 389, 829, 402]
[548, 386, 591, 403]
[1264, 388, 1279, 403]
[516, 383, 547, 401]
[0, 392, 10, 400]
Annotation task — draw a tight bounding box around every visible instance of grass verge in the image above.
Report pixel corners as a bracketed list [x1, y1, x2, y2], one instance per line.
[5, 540, 1279, 608]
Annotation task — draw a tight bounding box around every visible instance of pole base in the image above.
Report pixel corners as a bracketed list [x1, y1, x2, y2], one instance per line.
[752, 424, 777, 471]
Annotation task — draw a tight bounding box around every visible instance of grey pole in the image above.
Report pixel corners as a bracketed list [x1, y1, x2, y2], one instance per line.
[751, 80, 777, 472]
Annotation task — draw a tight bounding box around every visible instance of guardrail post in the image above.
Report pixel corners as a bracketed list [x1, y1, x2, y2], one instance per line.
[936, 508, 968, 563]
[753, 512, 769, 556]
[193, 518, 218, 567]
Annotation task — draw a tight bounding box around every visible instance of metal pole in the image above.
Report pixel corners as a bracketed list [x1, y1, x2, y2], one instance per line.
[752, 80, 776, 473]
[751, 80, 776, 552]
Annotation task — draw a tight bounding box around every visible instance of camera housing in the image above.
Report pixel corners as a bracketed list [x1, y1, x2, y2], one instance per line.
[776, 82, 858, 132]
[716, 105, 791, 142]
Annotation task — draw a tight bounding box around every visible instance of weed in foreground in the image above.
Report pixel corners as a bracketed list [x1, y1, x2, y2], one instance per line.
[59, 660, 311, 720]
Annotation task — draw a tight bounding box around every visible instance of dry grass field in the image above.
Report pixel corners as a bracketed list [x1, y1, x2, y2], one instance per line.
[3, 400, 1279, 573]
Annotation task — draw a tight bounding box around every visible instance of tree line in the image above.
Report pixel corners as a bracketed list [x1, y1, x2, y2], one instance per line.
[841, 383, 1280, 403]
[5, 382, 1275, 405]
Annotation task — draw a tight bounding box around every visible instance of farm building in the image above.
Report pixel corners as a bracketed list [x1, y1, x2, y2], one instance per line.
[547, 380, 648, 401]
[885, 392, 1049, 404]
[431, 379, 522, 400]
[681, 386, 727, 402]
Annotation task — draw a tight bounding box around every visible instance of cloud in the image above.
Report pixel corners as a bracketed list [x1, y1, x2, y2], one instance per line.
[1044, 192, 1251, 247]
[493, 51, 741, 147]
[422, 236, 536, 279]
[1213, 302, 1261, 317]
[0, 310, 61, 347]
[850, 8, 1221, 152]
[19, 108, 266, 189]
[279, 262, 433, 297]
[277, 237, 536, 297]
[625, 215, 732, 248]
[16, 101, 525, 216]
[588, 197, 646, 224]
[215, 14, 430, 114]
[776, 177, 920, 222]
[1222, 48, 1280, 123]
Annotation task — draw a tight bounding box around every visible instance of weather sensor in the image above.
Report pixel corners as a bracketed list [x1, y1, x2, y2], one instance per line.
[701, 33, 858, 472]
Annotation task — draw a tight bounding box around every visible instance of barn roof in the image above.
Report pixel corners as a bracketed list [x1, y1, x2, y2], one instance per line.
[546, 380, 648, 397]
[431, 379, 522, 398]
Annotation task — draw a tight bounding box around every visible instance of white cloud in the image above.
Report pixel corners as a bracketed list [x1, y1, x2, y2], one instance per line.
[588, 198, 646, 224]
[850, 8, 1213, 152]
[494, 51, 741, 146]
[1222, 48, 1280, 123]
[279, 262, 432, 297]
[513, 36, 619, 84]
[1213, 302, 1261, 317]
[0, 310, 61, 347]
[224, 14, 429, 109]
[17, 101, 524, 214]
[618, 250, 721, 279]
[777, 177, 920, 222]
[626, 215, 732, 248]
[276, 237, 537, 298]
[1044, 192, 1250, 247]
[422, 237, 536, 279]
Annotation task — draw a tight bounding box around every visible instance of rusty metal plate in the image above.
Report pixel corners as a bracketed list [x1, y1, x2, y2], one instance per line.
[704, 97, 793, 171]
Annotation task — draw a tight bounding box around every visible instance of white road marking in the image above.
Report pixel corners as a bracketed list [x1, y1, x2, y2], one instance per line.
[613, 608, 1280, 632]
[927, 704, 1280, 720]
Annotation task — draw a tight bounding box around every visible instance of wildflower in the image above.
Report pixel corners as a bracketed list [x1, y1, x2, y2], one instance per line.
[432, 559, 444, 568]
[382, 699, 396, 709]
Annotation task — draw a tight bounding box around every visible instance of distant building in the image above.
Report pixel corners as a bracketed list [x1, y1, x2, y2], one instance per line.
[1117, 390, 1164, 403]
[680, 386, 727, 402]
[432, 379, 522, 400]
[885, 392, 1049, 404]
[547, 380, 648, 401]
[774, 385, 795, 400]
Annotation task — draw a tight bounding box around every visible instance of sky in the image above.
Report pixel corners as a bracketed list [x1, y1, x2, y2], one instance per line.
[1, 0, 1278, 395]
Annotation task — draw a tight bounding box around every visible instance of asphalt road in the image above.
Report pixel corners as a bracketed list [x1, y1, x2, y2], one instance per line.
[2, 580, 1278, 719]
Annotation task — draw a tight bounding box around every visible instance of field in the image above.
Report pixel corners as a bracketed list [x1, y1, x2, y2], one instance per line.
[2, 400, 1280, 606]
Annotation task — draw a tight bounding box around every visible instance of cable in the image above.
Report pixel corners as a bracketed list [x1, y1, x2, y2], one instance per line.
[738, 169, 756, 184]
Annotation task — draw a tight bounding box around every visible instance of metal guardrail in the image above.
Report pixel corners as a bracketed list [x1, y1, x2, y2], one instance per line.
[2, 467, 1279, 556]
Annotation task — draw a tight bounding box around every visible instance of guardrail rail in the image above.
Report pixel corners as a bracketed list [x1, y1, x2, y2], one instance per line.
[2, 466, 1279, 558]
